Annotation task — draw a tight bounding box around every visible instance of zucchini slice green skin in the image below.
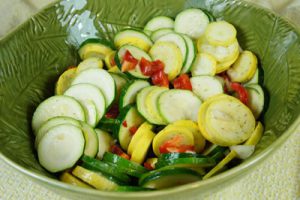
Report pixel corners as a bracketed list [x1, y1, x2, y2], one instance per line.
[103, 152, 148, 173]
[119, 80, 150, 109]
[113, 104, 145, 150]
[115, 186, 154, 192]
[96, 117, 117, 133]
[81, 155, 131, 184]
[155, 157, 216, 169]
[139, 167, 202, 189]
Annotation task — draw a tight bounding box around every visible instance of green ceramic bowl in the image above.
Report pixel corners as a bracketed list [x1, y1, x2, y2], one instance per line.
[0, 0, 300, 199]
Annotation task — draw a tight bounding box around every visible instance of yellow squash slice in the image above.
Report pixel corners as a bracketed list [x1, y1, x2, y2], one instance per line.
[198, 94, 256, 146]
[55, 67, 77, 95]
[60, 172, 92, 188]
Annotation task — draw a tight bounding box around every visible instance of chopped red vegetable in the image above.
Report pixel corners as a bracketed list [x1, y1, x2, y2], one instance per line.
[105, 104, 119, 119]
[110, 57, 116, 66]
[231, 82, 249, 105]
[159, 135, 195, 154]
[121, 50, 138, 72]
[111, 145, 130, 160]
[129, 126, 138, 135]
[122, 120, 128, 127]
[140, 58, 165, 76]
[144, 162, 154, 170]
[173, 74, 193, 91]
[151, 70, 169, 88]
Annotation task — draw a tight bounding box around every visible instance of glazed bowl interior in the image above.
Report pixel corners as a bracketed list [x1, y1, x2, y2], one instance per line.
[0, 0, 300, 199]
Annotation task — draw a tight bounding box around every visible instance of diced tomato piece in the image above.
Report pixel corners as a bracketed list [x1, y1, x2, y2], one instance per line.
[151, 60, 165, 74]
[122, 120, 128, 127]
[105, 104, 119, 119]
[111, 145, 130, 160]
[121, 50, 138, 72]
[151, 70, 169, 88]
[231, 82, 249, 105]
[129, 126, 138, 135]
[140, 57, 153, 76]
[144, 162, 154, 170]
[173, 74, 192, 91]
[159, 135, 195, 154]
[140, 58, 165, 76]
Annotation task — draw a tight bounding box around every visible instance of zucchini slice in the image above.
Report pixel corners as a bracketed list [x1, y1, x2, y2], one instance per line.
[95, 129, 114, 159]
[103, 152, 148, 173]
[152, 125, 195, 156]
[96, 117, 117, 133]
[174, 8, 209, 39]
[155, 156, 215, 169]
[144, 16, 174, 33]
[127, 122, 153, 155]
[149, 41, 183, 80]
[157, 89, 202, 123]
[71, 68, 116, 108]
[114, 105, 145, 150]
[191, 53, 217, 76]
[115, 45, 152, 79]
[32, 96, 85, 133]
[119, 80, 150, 109]
[77, 57, 103, 73]
[37, 124, 85, 173]
[35, 116, 81, 148]
[55, 68, 77, 95]
[114, 29, 153, 52]
[72, 166, 119, 191]
[180, 34, 196, 74]
[60, 172, 92, 188]
[136, 86, 157, 123]
[244, 67, 264, 86]
[79, 38, 114, 60]
[145, 86, 169, 125]
[205, 21, 237, 46]
[109, 72, 129, 102]
[139, 167, 201, 189]
[198, 94, 256, 146]
[156, 33, 187, 68]
[80, 122, 99, 157]
[227, 50, 258, 83]
[81, 155, 131, 184]
[245, 84, 265, 119]
[190, 76, 224, 101]
[64, 83, 106, 126]
[151, 28, 174, 42]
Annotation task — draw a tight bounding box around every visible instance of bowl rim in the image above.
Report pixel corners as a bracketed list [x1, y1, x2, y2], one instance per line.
[1, 0, 300, 198]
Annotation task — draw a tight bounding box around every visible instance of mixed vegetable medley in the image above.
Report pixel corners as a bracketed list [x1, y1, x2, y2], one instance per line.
[32, 8, 265, 191]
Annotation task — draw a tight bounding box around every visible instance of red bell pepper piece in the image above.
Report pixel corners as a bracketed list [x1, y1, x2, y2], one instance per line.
[151, 70, 169, 88]
[105, 104, 119, 119]
[122, 120, 128, 127]
[129, 126, 138, 135]
[231, 82, 249, 105]
[121, 50, 138, 72]
[159, 135, 195, 154]
[173, 74, 193, 91]
[144, 162, 154, 170]
[111, 145, 130, 160]
[140, 58, 165, 76]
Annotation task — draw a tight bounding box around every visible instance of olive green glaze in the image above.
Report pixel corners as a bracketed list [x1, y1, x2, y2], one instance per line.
[0, 0, 299, 199]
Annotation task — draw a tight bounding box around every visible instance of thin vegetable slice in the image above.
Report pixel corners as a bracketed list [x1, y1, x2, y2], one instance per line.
[205, 21, 237, 46]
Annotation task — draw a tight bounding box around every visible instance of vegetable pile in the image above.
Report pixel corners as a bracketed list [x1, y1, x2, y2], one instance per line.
[32, 8, 265, 191]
